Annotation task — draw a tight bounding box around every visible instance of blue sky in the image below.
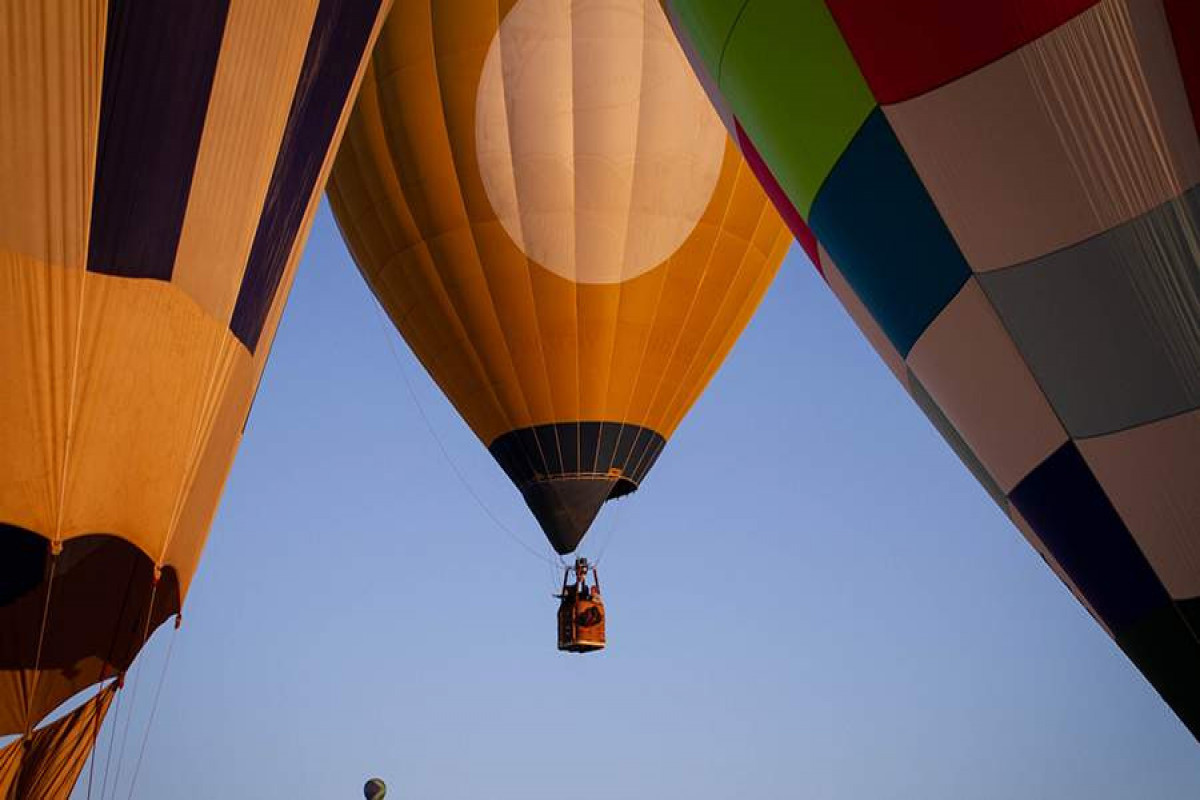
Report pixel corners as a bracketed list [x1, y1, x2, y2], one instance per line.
[81, 202, 1200, 799]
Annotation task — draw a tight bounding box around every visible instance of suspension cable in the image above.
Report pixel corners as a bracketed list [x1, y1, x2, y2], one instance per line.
[125, 620, 179, 800]
[368, 297, 560, 569]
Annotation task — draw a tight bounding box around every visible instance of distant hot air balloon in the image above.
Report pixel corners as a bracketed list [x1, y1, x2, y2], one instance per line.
[0, 0, 390, 793]
[365, 777, 388, 799]
[661, 0, 1200, 739]
[329, 0, 792, 557]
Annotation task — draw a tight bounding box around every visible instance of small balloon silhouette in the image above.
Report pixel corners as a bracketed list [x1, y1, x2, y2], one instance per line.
[364, 777, 387, 799]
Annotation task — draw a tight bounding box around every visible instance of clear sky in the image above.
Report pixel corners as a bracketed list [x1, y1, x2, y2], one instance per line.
[79, 202, 1200, 799]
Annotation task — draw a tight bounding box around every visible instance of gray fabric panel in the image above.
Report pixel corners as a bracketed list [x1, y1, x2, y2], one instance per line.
[980, 186, 1200, 438]
[906, 368, 1009, 511]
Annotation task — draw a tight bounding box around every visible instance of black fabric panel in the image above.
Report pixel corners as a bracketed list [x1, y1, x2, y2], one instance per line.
[595, 422, 622, 473]
[489, 422, 667, 490]
[1009, 442, 1200, 740]
[579, 423, 601, 474]
[1118, 606, 1200, 740]
[0, 524, 47, 606]
[535, 424, 564, 476]
[1009, 443, 1173, 630]
[521, 478, 615, 555]
[87, 0, 232, 279]
[1180, 597, 1200, 639]
[613, 425, 644, 474]
[229, 0, 382, 351]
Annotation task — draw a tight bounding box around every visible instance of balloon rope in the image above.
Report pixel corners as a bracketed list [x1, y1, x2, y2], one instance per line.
[590, 498, 625, 569]
[106, 578, 159, 799]
[24, 262, 91, 740]
[91, 680, 123, 800]
[125, 622, 178, 800]
[369, 298, 561, 570]
[23, 551, 59, 739]
[30, 261, 94, 734]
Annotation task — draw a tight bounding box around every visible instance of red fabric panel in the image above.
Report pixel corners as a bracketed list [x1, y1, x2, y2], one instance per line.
[733, 119, 822, 276]
[825, 0, 1099, 103]
[1165, 0, 1200, 137]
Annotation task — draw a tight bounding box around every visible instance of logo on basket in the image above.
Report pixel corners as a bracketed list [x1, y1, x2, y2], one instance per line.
[577, 606, 604, 628]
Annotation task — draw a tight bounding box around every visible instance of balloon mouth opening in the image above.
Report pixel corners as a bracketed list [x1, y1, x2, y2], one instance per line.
[0, 525, 181, 732]
[606, 476, 637, 501]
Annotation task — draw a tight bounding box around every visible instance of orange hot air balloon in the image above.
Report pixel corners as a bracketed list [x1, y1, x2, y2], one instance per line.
[0, 0, 389, 786]
[330, 0, 792, 555]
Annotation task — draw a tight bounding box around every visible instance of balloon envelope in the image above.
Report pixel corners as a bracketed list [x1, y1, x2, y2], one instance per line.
[330, 0, 791, 554]
[0, 0, 387, 735]
[662, 0, 1200, 738]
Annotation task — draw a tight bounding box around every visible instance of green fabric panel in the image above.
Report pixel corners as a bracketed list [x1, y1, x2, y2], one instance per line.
[665, 0, 747, 83]
[719, 0, 875, 216]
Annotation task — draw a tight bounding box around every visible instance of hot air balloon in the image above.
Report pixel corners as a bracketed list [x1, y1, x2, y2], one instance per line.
[328, 0, 792, 560]
[0, 0, 389, 793]
[661, 0, 1200, 738]
[365, 777, 388, 799]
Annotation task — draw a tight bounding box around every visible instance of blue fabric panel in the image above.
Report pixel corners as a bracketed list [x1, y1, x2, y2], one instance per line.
[808, 108, 970, 356]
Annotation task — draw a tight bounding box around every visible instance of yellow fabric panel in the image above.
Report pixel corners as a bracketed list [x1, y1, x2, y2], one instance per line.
[0, 0, 104, 270]
[329, 0, 789, 447]
[0, 260, 247, 569]
[0, 684, 113, 799]
[172, 0, 322, 323]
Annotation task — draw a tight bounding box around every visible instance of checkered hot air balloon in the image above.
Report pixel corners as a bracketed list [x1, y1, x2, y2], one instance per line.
[662, 0, 1200, 740]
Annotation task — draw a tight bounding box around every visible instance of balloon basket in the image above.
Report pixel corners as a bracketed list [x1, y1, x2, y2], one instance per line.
[556, 558, 605, 653]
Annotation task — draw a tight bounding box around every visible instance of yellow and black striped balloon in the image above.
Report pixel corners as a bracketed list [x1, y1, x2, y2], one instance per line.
[330, 0, 791, 554]
[0, 0, 388, 739]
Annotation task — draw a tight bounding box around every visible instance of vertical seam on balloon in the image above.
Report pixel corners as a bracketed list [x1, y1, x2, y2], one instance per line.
[659, 205, 784, 442]
[486, 0, 560, 482]
[27, 0, 105, 738]
[425, 0, 540, 455]
[613, 139, 743, 477]
[602, 0, 655, 484]
[482, 0, 555, 480]
[378, 6, 521, 455]
[646, 162, 774, 444]
[558, 0, 580, 493]
[339, 67, 478, 426]
[158, 332, 237, 570]
[714, 0, 752, 87]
